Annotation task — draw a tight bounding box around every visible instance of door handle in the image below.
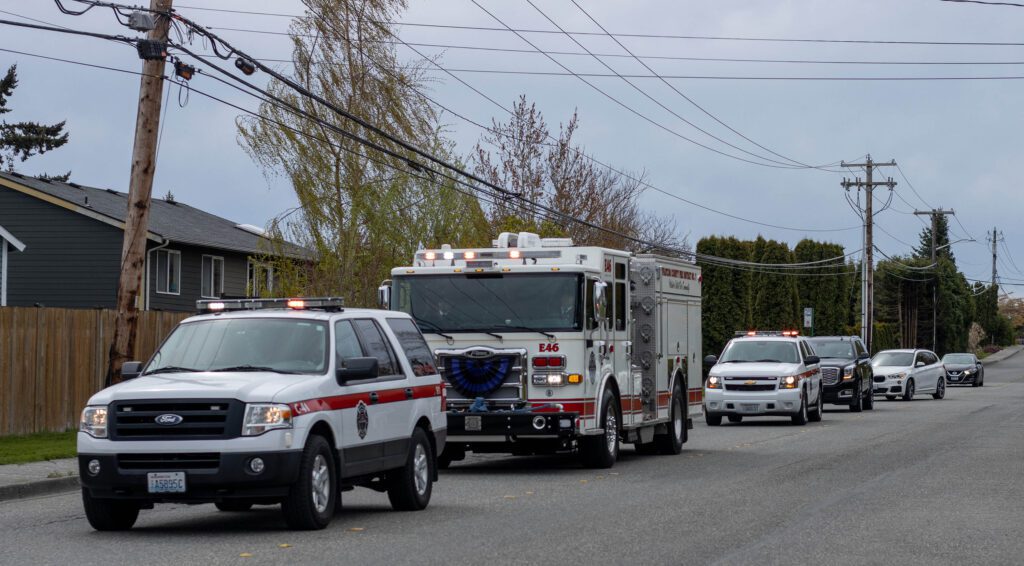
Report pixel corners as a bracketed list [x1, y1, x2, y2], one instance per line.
[405, 388, 414, 400]
[369, 392, 379, 405]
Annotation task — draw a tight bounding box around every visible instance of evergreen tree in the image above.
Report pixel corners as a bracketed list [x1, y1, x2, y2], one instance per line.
[0, 65, 70, 180]
[914, 214, 955, 264]
[697, 236, 753, 357]
[751, 238, 800, 330]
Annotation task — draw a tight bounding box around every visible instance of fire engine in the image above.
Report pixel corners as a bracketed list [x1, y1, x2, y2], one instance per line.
[381, 232, 702, 468]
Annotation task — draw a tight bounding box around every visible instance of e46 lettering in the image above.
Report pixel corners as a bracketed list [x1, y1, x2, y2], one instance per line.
[539, 343, 560, 353]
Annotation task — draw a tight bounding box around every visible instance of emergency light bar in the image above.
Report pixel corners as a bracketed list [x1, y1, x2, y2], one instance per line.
[735, 330, 801, 337]
[196, 297, 345, 313]
[414, 249, 561, 263]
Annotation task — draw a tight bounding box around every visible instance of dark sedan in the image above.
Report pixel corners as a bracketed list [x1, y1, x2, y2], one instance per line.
[942, 353, 984, 387]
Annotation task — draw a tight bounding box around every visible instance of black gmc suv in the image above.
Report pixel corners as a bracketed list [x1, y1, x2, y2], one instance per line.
[806, 336, 874, 412]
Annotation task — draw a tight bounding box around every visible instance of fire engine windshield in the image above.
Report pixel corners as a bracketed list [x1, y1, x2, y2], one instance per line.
[144, 318, 329, 375]
[392, 273, 583, 333]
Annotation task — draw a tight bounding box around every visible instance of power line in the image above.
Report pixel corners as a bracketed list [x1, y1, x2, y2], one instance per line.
[422, 67, 1024, 81]
[171, 6, 1024, 46]
[941, 0, 1024, 6]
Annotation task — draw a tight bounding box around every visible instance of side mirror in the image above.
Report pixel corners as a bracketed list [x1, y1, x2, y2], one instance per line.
[592, 280, 608, 322]
[121, 361, 143, 380]
[915, 361, 926, 368]
[804, 355, 820, 366]
[703, 355, 718, 366]
[336, 357, 379, 385]
[858, 352, 871, 361]
[378, 281, 392, 310]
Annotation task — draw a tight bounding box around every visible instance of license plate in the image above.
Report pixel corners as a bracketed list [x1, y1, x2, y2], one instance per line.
[464, 415, 482, 432]
[741, 403, 759, 413]
[147, 472, 186, 493]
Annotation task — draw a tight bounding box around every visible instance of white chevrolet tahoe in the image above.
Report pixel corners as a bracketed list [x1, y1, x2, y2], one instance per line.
[703, 332, 824, 426]
[78, 298, 446, 531]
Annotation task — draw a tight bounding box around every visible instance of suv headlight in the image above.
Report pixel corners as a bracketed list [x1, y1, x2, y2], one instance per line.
[706, 375, 722, 389]
[780, 375, 799, 389]
[842, 366, 855, 380]
[80, 406, 109, 438]
[889, 372, 907, 380]
[242, 403, 293, 436]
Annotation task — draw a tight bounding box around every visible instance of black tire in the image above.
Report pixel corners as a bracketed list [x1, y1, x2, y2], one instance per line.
[387, 428, 435, 511]
[792, 392, 809, 425]
[215, 501, 253, 512]
[654, 384, 686, 455]
[82, 488, 140, 531]
[581, 387, 620, 469]
[281, 435, 336, 530]
[862, 385, 875, 410]
[727, 415, 743, 424]
[902, 379, 916, 401]
[809, 386, 823, 422]
[705, 413, 722, 426]
[850, 381, 864, 412]
[933, 377, 946, 400]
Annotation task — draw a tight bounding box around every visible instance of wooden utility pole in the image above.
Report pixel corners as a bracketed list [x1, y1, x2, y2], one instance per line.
[989, 227, 1002, 288]
[914, 208, 955, 352]
[106, 0, 173, 385]
[841, 155, 897, 353]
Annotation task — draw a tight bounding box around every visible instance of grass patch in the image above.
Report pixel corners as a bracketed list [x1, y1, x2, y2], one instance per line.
[0, 431, 77, 465]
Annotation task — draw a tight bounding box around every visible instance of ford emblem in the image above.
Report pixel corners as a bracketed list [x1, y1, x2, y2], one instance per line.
[155, 413, 184, 426]
[466, 349, 493, 359]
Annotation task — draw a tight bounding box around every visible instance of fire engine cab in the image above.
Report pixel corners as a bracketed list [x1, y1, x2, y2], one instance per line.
[382, 232, 702, 468]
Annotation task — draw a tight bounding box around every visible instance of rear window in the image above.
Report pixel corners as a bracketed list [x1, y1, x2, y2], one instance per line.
[387, 318, 438, 377]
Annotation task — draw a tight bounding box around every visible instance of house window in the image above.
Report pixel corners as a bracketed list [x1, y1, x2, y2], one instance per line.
[155, 249, 181, 295]
[247, 260, 274, 298]
[201, 255, 225, 299]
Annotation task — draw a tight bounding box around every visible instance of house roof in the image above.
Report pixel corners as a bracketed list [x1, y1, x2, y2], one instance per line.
[0, 171, 306, 258]
[0, 224, 26, 252]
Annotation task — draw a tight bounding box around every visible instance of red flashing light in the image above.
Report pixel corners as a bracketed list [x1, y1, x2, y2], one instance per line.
[464, 251, 477, 260]
[286, 299, 305, 309]
[532, 356, 565, 368]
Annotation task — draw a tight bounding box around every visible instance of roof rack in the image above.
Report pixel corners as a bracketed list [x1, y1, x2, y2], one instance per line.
[735, 330, 800, 337]
[196, 297, 345, 313]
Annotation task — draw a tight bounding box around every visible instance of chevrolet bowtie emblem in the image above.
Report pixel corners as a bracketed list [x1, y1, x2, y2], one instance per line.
[744, 380, 756, 385]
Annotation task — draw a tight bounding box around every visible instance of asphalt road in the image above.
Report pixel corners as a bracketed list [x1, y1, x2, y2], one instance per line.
[3, 354, 1023, 566]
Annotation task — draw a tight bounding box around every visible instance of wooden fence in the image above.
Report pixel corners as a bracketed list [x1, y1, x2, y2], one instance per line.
[0, 307, 189, 436]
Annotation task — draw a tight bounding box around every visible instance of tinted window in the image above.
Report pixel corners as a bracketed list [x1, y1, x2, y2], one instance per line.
[387, 318, 438, 377]
[854, 340, 867, 356]
[807, 340, 855, 360]
[614, 281, 626, 331]
[353, 319, 398, 376]
[924, 352, 938, 365]
[334, 320, 365, 360]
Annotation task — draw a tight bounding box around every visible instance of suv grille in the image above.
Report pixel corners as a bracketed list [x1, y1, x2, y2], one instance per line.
[117, 453, 220, 470]
[873, 375, 886, 383]
[725, 383, 775, 392]
[437, 348, 526, 407]
[109, 399, 243, 441]
[821, 367, 840, 386]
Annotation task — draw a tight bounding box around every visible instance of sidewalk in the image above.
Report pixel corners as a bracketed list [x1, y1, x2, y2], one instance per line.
[0, 457, 78, 502]
[981, 345, 1023, 365]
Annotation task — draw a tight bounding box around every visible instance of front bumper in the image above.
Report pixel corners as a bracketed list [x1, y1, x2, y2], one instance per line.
[78, 450, 303, 502]
[703, 388, 803, 417]
[822, 379, 859, 404]
[446, 411, 579, 444]
[946, 372, 977, 385]
[873, 376, 904, 395]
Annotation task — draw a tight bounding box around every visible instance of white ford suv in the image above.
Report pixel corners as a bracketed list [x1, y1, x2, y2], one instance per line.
[703, 331, 824, 426]
[78, 298, 446, 531]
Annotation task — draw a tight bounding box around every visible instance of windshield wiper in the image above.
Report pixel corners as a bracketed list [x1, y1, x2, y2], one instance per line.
[209, 365, 302, 374]
[498, 324, 556, 340]
[755, 359, 783, 363]
[142, 366, 199, 375]
[414, 319, 453, 341]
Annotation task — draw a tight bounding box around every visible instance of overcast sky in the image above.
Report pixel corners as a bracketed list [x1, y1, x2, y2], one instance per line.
[2, 0, 1023, 291]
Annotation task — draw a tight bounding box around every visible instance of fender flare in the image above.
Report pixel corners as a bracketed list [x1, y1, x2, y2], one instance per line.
[595, 371, 620, 418]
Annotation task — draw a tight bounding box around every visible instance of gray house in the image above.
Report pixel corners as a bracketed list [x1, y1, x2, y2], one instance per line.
[0, 171, 302, 311]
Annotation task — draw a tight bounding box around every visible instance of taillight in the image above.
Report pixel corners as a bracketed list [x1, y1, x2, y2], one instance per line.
[532, 356, 565, 368]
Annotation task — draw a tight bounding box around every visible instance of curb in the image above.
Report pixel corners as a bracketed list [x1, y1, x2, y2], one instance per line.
[982, 347, 1023, 365]
[0, 475, 79, 502]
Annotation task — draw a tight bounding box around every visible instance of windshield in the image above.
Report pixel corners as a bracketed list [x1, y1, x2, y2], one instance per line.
[146, 317, 329, 375]
[942, 354, 974, 364]
[392, 273, 582, 333]
[807, 340, 855, 360]
[872, 352, 914, 368]
[719, 340, 800, 364]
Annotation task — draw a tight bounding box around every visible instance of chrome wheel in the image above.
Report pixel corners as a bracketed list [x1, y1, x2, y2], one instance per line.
[673, 398, 684, 439]
[413, 443, 429, 496]
[311, 454, 330, 514]
[605, 404, 618, 455]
